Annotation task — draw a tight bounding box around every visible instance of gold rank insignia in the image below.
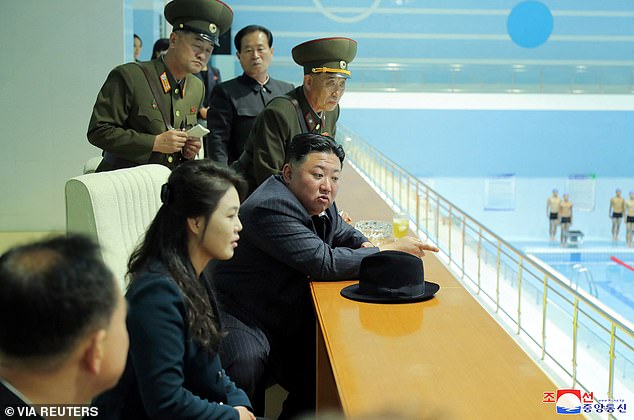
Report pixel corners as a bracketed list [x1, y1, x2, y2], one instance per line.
[160, 72, 171, 93]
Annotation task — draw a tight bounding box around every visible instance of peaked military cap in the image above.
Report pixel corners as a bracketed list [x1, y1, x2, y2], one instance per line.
[165, 0, 233, 47]
[292, 37, 357, 79]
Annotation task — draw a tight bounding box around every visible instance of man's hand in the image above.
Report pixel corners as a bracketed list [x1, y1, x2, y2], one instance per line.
[199, 106, 209, 120]
[380, 236, 439, 258]
[153, 130, 187, 154]
[234, 406, 255, 420]
[182, 137, 202, 159]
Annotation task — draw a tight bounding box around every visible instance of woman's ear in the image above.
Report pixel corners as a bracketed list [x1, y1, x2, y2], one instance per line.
[186, 217, 202, 236]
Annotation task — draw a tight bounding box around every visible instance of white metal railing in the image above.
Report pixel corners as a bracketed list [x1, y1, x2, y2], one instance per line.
[338, 125, 634, 419]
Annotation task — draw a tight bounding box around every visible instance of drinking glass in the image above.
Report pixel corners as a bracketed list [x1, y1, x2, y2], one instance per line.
[392, 212, 409, 239]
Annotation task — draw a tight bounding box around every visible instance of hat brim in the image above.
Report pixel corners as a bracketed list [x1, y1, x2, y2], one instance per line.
[340, 281, 440, 304]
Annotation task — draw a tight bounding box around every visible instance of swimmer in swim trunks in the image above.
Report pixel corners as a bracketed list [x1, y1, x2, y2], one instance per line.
[546, 189, 561, 241]
[609, 189, 625, 241]
[625, 191, 634, 247]
[559, 193, 573, 246]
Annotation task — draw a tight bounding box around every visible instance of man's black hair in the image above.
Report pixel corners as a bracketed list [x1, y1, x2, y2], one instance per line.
[0, 235, 117, 361]
[234, 25, 273, 52]
[285, 132, 345, 166]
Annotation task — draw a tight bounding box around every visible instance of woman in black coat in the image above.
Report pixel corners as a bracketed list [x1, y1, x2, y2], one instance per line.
[95, 160, 254, 420]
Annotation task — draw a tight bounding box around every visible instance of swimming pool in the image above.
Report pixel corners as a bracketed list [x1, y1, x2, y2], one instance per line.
[524, 247, 634, 325]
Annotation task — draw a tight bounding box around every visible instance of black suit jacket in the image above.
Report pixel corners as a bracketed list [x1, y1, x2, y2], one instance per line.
[194, 66, 221, 109]
[0, 381, 43, 419]
[94, 263, 251, 419]
[206, 74, 294, 165]
[214, 176, 378, 341]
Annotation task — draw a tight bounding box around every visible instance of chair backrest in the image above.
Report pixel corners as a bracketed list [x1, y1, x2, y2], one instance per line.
[65, 164, 170, 290]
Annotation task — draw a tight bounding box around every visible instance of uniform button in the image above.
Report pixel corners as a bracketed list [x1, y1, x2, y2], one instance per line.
[174, 88, 179, 95]
[167, 155, 174, 163]
[175, 110, 181, 117]
[315, 124, 321, 130]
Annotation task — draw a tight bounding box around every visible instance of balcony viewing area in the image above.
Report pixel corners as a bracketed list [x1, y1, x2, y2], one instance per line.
[2, 1, 633, 419]
[326, 128, 632, 419]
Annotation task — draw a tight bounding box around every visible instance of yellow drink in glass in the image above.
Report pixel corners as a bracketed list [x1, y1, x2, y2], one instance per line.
[393, 214, 409, 239]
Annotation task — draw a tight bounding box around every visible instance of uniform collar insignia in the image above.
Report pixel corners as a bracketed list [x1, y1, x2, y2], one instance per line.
[159, 72, 171, 93]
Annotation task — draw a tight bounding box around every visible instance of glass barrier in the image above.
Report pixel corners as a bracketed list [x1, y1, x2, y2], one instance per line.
[338, 125, 634, 419]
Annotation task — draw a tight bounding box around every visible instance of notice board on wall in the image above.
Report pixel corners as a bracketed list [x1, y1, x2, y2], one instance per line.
[567, 174, 596, 212]
[484, 174, 516, 211]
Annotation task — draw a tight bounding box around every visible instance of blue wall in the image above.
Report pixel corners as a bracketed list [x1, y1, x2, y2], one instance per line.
[340, 101, 634, 241]
[131, 1, 634, 90]
[128, 1, 634, 242]
[341, 109, 634, 178]
[133, 9, 160, 62]
[226, 0, 634, 91]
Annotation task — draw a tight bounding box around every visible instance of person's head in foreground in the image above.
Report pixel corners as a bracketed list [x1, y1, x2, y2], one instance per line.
[0, 235, 128, 405]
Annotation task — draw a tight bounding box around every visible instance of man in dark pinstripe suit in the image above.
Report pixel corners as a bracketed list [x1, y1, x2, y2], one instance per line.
[213, 133, 437, 419]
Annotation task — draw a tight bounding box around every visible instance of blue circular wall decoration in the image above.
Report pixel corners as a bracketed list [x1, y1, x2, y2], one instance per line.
[507, 1, 553, 48]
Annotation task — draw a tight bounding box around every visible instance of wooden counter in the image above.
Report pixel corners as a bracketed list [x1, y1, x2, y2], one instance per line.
[310, 163, 582, 419]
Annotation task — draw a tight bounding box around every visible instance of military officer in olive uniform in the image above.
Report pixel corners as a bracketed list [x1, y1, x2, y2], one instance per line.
[206, 25, 294, 166]
[233, 37, 357, 194]
[87, 0, 233, 172]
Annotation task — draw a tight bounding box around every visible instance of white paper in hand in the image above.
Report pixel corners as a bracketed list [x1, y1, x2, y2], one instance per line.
[186, 124, 210, 138]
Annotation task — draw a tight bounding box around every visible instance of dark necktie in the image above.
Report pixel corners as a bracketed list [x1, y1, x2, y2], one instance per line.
[312, 215, 329, 241]
[175, 80, 185, 98]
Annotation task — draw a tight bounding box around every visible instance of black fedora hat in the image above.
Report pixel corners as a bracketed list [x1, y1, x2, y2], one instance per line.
[341, 251, 440, 304]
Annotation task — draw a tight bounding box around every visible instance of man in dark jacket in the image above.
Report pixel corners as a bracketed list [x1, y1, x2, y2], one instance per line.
[206, 25, 294, 165]
[214, 133, 438, 418]
[233, 37, 357, 195]
[0, 236, 128, 418]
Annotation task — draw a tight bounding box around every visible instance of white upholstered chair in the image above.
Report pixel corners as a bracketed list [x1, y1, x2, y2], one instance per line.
[65, 164, 170, 290]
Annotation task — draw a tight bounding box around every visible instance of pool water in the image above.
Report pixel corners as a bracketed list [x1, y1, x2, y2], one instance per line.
[517, 241, 634, 325]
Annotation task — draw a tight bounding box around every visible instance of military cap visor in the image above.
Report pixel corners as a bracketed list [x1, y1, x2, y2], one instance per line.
[165, 0, 233, 47]
[292, 37, 357, 79]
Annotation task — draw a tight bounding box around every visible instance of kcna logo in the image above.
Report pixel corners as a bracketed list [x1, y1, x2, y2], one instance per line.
[543, 389, 627, 415]
[543, 389, 592, 415]
[555, 389, 583, 414]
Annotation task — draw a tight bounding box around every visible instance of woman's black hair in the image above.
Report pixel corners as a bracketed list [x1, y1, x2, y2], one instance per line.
[128, 160, 244, 352]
